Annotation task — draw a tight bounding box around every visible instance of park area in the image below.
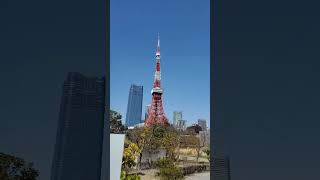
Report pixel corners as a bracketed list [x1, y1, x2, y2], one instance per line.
[110, 110, 210, 180]
[119, 127, 210, 179]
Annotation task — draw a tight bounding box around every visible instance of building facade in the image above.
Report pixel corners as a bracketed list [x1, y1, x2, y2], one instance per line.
[176, 119, 186, 131]
[173, 111, 182, 127]
[198, 119, 207, 131]
[144, 104, 151, 122]
[213, 156, 231, 180]
[125, 84, 143, 127]
[199, 130, 210, 146]
[51, 72, 105, 180]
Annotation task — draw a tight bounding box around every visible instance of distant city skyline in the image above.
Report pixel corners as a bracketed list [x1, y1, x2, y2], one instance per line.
[110, 0, 210, 127]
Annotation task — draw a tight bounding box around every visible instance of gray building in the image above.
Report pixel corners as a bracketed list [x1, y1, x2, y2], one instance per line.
[199, 130, 210, 146]
[176, 119, 186, 131]
[213, 156, 231, 180]
[51, 72, 105, 180]
[144, 104, 151, 122]
[173, 111, 182, 127]
[125, 84, 143, 126]
[198, 119, 207, 131]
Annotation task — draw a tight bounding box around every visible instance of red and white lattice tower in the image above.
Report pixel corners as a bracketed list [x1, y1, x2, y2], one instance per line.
[145, 35, 169, 127]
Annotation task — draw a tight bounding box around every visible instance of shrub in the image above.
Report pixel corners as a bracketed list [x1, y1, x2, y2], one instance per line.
[181, 165, 207, 176]
[155, 157, 174, 168]
[158, 167, 183, 180]
[122, 143, 139, 170]
[155, 158, 184, 180]
[120, 170, 140, 180]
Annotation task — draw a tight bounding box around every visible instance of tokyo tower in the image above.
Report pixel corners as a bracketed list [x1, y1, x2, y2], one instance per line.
[144, 35, 169, 126]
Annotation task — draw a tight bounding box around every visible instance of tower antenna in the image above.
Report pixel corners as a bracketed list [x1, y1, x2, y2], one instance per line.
[157, 33, 160, 47]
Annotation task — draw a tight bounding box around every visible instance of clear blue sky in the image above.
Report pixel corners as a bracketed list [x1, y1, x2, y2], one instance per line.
[110, 0, 210, 127]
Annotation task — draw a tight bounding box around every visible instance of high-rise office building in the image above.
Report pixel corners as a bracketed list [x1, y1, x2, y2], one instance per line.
[213, 156, 231, 180]
[144, 104, 151, 121]
[173, 111, 182, 127]
[198, 119, 207, 131]
[199, 130, 210, 146]
[176, 119, 186, 131]
[51, 72, 105, 180]
[125, 84, 143, 127]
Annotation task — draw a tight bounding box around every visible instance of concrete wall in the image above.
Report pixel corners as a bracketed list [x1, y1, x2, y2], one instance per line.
[140, 148, 166, 163]
[109, 134, 125, 180]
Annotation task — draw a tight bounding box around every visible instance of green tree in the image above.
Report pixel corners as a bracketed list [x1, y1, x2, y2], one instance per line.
[162, 129, 180, 161]
[131, 125, 165, 161]
[149, 126, 165, 150]
[0, 152, 39, 180]
[127, 126, 181, 168]
[110, 110, 125, 133]
[121, 142, 141, 180]
[180, 135, 202, 162]
[127, 127, 152, 169]
[122, 143, 139, 170]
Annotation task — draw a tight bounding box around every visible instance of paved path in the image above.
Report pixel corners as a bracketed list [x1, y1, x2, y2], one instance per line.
[185, 172, 210, 180]
[139, 169, 158, 180]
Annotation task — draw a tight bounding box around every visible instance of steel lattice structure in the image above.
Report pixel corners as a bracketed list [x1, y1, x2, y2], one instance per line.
[144, 35, 169, 126]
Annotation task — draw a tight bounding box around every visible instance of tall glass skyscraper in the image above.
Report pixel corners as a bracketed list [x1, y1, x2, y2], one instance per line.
[51, 72, 105, 180]
[125, 84, 143, 127]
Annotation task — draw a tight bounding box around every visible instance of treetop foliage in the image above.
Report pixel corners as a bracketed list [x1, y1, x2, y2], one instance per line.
[110, 109, 126, 133]
[0, 152, 39, 180]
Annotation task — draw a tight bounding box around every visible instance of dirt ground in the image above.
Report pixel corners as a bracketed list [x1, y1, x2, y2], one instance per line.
[139, 169, 159, 180]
